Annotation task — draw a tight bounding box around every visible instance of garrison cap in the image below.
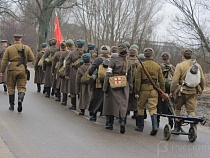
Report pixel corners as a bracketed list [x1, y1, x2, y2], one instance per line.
[129, 48, 138, 56]
[48, 38, 57, 45]
[82, 53, 91, 63]
[123, 41, 130, 49]
[143, 48, 154, 57]
[161, 52, 171, 60]
[87, 43, 95, 50]
[13, 34, 23, 38]
[1, 40, 8, 43]
[100, 45, 110, 54]
[75, 39, 85, 48]
[182, 48, 193, 56]
[40, 43, 48, 48]
[130, 44, 139, 51]
[66, 39, 74, 47]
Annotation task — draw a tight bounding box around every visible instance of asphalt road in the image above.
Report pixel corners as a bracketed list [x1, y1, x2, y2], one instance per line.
[0, 69, 210, 158]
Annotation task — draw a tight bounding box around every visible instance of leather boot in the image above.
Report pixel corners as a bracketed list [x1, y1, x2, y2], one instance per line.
[3, 84, 7, 93]
[9, 95, 15, 111]
[169, 118, 173, 129]
[150, 114, 158, 136]
[135, 115, 144, 132]
[79, 109, 85, 116]
[43, 87, 46, 94]
[105, 116, 109, 126]
[55, 89, 61, 102]
[37, 83, 41, 92]
[106, 115, 114, 130]
[172, 121, 183, 134]
[144, 109, 147, 119]
[131, 111, 137, 119]
[69, 97, 76, 110]
[61, 93, 67, 105]
[51, 88, 55, 96]
[120, 117, 126, 134]
[18, 92, 25, 113]
[45, 87, 50, 98]
[157, 115, 160, 128]
[90, 113, 97, 122]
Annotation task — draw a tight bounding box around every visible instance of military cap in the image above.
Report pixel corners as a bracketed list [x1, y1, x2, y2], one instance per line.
[138, 54, 146, 61]
[117, 43, 128, 54]
[129, 48, 138, 56]
[88, 43, 95, 50]
[100, 45, 110, 54]
[130, 44, 139, 51]
[161, 52, 171, 60]
[82, 53, 91, 63]
[111, 46, 118, 53]
[13, 34, 23, 38]
[60, 41, 67, 49]
[123, 41, 130, 49]
[143, 48, 154, 57]
[182, 48, 193, 56]
[66, 39, 74, 47]
[1, 40, 8, 43]
[48, 38, 57, 45]
[75, 39, 85, 48]
[40, 43, 48, 48]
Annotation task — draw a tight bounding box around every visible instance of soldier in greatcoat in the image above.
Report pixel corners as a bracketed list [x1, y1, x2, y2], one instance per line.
[34, 43, 47, 92]
[76, 53, 93, 115]
[103, 43, 132, 134]
[60, 39, 75, 105]
[65, 39, 85, 110]
[0, 34, 34, 112]
[0, 40, 8, 92]
[42, 38, 59, 98]
[88, 45, 110, 122]
[134, 48, 165, 136]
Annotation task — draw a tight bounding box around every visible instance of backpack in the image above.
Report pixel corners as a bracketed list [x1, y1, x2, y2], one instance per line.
[184, 60, 201, 88]
[161, 63, 174, 91]
[129, 59, 139, 82]
[98, 58, 109, 81]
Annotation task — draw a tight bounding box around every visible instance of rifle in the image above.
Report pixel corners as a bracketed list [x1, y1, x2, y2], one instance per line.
[137, 57, 169, 100]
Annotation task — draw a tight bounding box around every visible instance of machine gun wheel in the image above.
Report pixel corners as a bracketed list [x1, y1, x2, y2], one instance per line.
[188, 126, 197, 143]
[164, 124, 171, 141]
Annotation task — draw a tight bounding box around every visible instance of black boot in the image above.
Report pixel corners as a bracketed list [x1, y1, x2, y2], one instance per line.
[51, 88, 55, 96]
[3, 84, 7, 93]
[105, 116, 109, 126]
[169, 118, 173, 129]
[172, 121, 183, 134]
[144, 109, 147, 119]
[157, 115, 160, 128]
[120, 117, 126, 134]
[9, 95, 15, 111]
[55, 89, 61, 102]
[131, 111, 137, 119]
[106, 115, 114, 130]
[90, 113, 97, 122]
[18, 92, 25, 113]
[135, 115, 144, 132]
[150, 114, 158, 136]
[61, 93, 67, 105]
[79, 109, 85, 116]
[69, 97, 76, 110]
[45, 87, 50, 98]
[43, 87, 46, 94]
[37, 83, 41, 92]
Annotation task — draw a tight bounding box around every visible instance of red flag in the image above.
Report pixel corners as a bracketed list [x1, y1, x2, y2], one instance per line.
[54, 15, 63, 46]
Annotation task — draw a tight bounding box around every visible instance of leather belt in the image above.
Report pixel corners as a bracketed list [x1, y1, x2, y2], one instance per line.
[141, 79, 157, 84]
[10, 60, 20, 62]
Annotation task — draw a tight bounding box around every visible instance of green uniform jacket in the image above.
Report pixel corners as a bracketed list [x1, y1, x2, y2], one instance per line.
[170, 59, 205, 94]
[0, 41, 34, 73]
[135, 59, 165, 94]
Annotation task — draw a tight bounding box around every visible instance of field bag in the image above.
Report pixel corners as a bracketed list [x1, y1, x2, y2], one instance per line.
[81, 70, 97, 84]
[109, 59, 128, 88]
[98, 58, 109, 81]
[58, 66, 65, 78]
[184, 60, 201, 88]
[38, 56, 44, 66]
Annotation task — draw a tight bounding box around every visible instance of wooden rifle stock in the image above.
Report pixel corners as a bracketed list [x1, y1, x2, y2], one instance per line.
[138, 58, 169, 100]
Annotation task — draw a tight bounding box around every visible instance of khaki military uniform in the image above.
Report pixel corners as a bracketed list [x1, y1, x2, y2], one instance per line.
[0, 46, 7, 84]
[135, 59, 165, 116]
[170, 59, 205, 116]
[0, 41, 34, 95]
[34, 50, 45, 84]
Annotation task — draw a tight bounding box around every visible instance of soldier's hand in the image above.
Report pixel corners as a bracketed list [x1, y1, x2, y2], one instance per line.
[135, 94, 139, 98]
[0, 73, 4, 77]
[169, 93, 173, 98]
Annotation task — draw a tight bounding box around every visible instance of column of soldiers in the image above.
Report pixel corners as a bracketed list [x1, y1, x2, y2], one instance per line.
[32, 38, 205, 135]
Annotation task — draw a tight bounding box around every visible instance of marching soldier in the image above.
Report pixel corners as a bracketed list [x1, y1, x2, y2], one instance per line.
[87, 43, 95, 59]
[170, 49, 205, 131]
[0, 34, 34, 112]
[135, 48, 165, 136]
[88, 45, 110, 121]
[42, 38, 59, 98]
[34, 43, 47, 92]
[65, 39, 85, 110]
[0, 40, 8, 92]
[103, 43, 132, 134]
